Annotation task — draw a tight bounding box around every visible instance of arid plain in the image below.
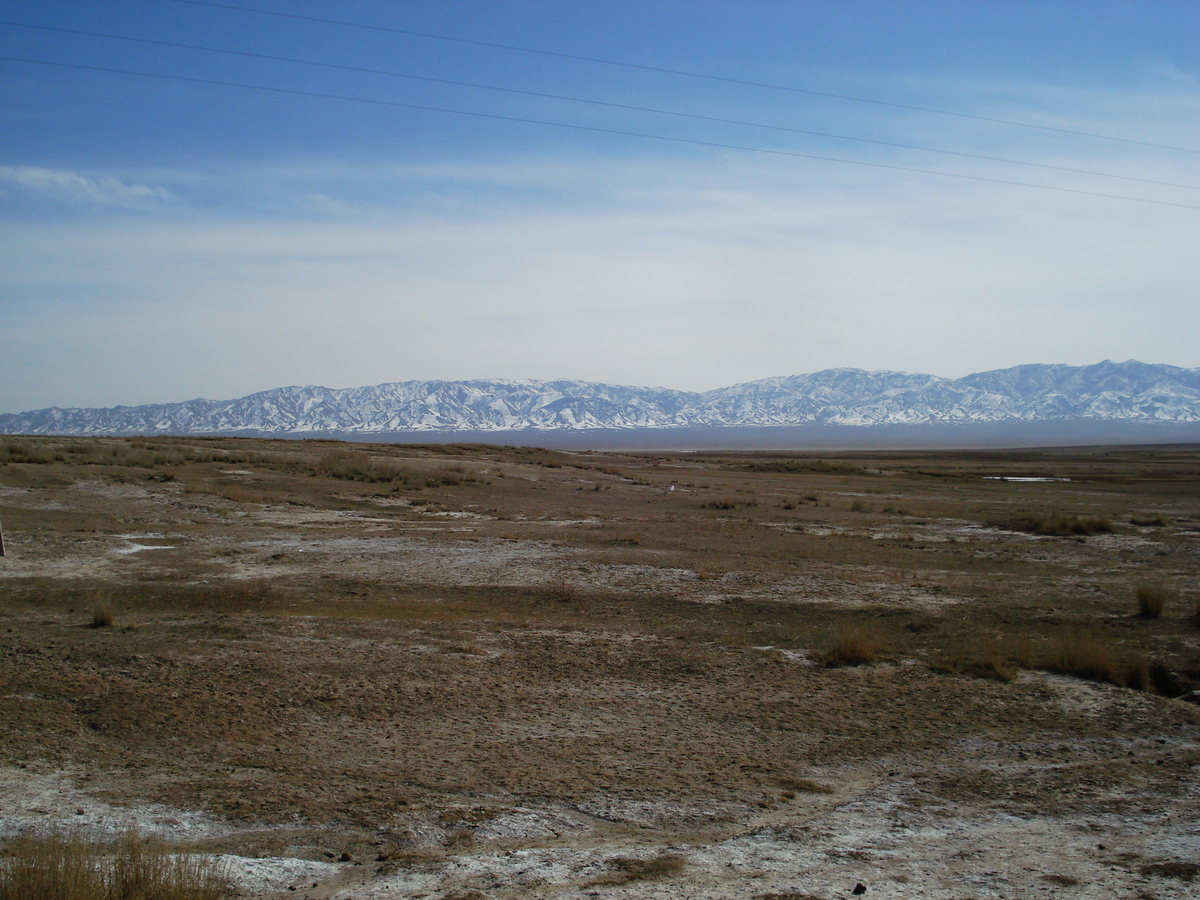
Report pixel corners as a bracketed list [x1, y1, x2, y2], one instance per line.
[1, 436, 1198, 899]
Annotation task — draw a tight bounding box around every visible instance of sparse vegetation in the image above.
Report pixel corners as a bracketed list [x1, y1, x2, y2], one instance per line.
[1130, 514, 1169, 527]
[929, 638, 1020, 682]
[777, 776, 835, 795]
[312, 449, 466, 488]
[0, 830, 231, 900]
[1025, 510, 1115, 536]
[1139, 861, 1200, 882]
[1135, 582, 1174, 619]
[699, 498, 742, 509]
[590, 853, 686, 885]
[2, 436, 1199, 897]
[1042, 632, 1151, 691]
[818, 626, 885, 667]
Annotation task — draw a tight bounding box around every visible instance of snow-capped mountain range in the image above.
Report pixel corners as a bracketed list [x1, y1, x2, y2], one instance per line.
[3, 360, 1199, 437]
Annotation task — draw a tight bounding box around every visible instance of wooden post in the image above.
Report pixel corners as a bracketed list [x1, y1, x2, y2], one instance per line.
[0, 514, 5, 557]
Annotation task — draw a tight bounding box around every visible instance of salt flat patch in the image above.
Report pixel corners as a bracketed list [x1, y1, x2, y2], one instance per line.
[0, 766, 234, 842]
[249, 507, 397, 528]
[576, 798, 740, 828]
[679, 779, 1200, 900]
[984, 476, 1073, 482]
[0, 486, 69, 510]
[1025, 670, 1164, 719]
[328, 782, 1200, 899]
[422, 509, 493, 520]
[473, 806, 592, 842]
[232, 534, 572, 588]
[774, 648, 817, 666]
[113, 533, 176, 555]
[69, 479, 156, 501]
[345, 846, 615, 898]
[691, 571, 963, 610]
[218, 854, 341, 896]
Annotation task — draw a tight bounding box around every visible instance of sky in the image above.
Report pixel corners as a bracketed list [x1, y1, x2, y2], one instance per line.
[1, 0, 1198, 413]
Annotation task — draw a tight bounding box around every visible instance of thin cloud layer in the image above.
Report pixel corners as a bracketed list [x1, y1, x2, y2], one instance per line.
[0, 165, 173, 208]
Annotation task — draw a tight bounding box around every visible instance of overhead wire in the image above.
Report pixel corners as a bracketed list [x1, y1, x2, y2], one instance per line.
[168, 0, 1200, 156]
[3, 54, 1198, 211]
[3, 19, 1195, 193]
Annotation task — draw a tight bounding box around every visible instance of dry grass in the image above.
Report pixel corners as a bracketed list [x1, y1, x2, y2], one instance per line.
[590, 853, 687, 885]
[0, 830, 231, 900]
[1135, 582, 1175, 619]
[777, 777, 835, 795]
[1130, 515, 1169, 527]
[1027, 511, 1115, 536]
[1043, 632, 1151, 691]
[818, 626, 885, 667]
[1139, 861, 1200, 882]
[930, 638, 1020, 682]
[4, 436, 1200, 864]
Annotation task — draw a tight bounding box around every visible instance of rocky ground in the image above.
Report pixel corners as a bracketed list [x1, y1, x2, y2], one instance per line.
[1, 437, 1198, 899]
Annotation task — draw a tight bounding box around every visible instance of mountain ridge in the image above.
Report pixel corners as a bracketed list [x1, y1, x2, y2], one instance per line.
[4, 360, 1199, 438]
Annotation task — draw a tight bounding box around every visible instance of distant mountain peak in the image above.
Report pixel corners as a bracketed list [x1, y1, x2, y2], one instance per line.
[3, 360, 1198, 437]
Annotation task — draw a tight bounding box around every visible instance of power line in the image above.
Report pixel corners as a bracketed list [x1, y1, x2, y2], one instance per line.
[5, 19, 1195, 193]
[168, 0, 1200, 156]
[3, 54, 1197, 211]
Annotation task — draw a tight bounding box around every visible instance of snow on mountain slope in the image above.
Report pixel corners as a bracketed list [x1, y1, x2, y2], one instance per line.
[3, 361, 1198, 436]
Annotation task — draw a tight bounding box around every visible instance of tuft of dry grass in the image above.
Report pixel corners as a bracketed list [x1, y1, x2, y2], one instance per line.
[545, 576, 580, 603]
[0, 830, 231, 900]
[777, 776, 835, 795]
[89, 607, 114, 629]
[1027, 511, 1115, 536]
[818, 626, 885, 667]
[1139, 861, 1200, 882]
[931, 646, 1018, 682]
[928, 633, 1029, 683]
[1043, 632, 1151, 691]
[1135, 582, 1175, 619]
[1130, 515, 1169, 527]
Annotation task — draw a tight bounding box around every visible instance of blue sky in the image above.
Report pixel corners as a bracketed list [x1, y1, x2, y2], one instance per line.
[1, 0, 1198, 413]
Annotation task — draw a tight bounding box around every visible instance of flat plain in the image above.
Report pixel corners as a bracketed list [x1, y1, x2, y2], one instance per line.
[1, 436, 1198, 899]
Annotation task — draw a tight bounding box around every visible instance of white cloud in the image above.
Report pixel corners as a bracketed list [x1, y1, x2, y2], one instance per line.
[0, 166, 174, 208]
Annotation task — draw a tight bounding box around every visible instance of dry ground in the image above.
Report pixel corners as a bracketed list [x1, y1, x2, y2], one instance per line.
[1, 435, 1199, 899]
